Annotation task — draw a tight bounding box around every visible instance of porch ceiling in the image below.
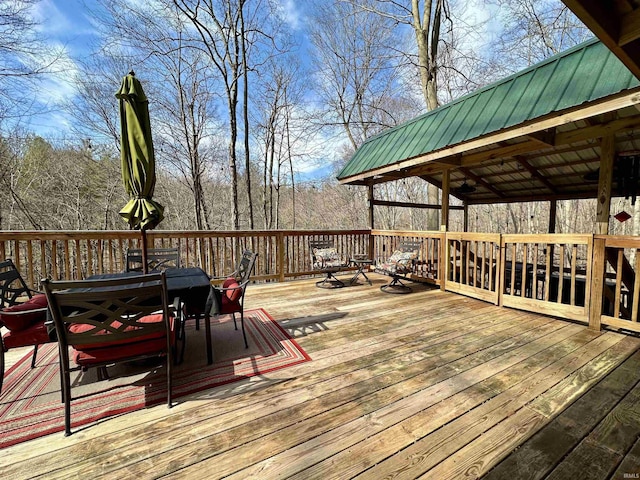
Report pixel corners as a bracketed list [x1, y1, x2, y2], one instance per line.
[562, 0, 640, 79]
[338, 38, 640, 206]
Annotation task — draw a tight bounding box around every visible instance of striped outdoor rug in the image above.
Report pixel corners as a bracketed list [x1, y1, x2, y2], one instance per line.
[0, 308, 310, 448]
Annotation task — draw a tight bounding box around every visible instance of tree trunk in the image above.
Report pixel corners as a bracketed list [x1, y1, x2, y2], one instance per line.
[240, 3, 254, 229]
[411, 0, 441, 111]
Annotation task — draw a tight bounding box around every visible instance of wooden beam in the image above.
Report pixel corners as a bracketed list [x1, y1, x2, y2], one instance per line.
[465, 190, 608, 205]
[562, 0, 640, 79]
[526, 129, 556, 147]
[596, 134, 615, 235]
[367, 183, 374, 230]
[372, 200, 464, 210]
[460, 140, 547, 166]
[441, 169, 450, 231]
[459, 167, 507, 199]
[589, 236, 606, 331]
[554, 115, 640, 146]
[513, 155, 559, 194]
[463, 202, 469, 232]
[619, 9, 640, 46]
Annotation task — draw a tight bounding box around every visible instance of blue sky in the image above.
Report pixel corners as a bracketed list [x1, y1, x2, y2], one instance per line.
[30, 0, 308, 135]
[30, 0, 495, 181]
[33, 0, 334, 180]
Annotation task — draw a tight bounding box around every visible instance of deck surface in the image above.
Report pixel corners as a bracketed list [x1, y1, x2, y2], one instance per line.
[3, 273, 640, 479]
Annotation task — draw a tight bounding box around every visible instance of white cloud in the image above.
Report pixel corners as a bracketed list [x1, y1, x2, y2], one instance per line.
[277, 0, 302, 31]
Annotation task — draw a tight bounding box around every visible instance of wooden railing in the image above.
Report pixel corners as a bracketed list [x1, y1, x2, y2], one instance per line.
[500, 234, 593, 324]
[0, 230, 370, 287]
[594, 235, 640, 333]
[371, 229, 443, 285]
[3, 228, 640, 335]
[445, 232, 501, 304]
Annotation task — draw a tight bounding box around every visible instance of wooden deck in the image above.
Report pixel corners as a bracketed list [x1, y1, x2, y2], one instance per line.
[3, 273, 640, 479]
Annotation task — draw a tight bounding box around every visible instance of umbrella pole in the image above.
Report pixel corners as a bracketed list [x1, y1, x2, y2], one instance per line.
[141, 230, 149, 275]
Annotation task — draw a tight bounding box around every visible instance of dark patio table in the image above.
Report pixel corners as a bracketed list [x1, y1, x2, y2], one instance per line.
[86, 267, 211, 313]
[46, 268, 212, 363]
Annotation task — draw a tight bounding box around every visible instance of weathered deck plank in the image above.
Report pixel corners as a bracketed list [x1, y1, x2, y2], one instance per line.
[1, 274, 640, 479]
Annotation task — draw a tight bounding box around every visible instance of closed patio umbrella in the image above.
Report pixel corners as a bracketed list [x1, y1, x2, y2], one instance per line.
[116, 71, 164, 273]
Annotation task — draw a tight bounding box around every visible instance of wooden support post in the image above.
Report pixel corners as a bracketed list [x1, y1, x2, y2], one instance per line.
[277, 232, 285, 283]
[441, 233, 448, 291]
[589, 134, 615, 331]
[368, 183, 375, 260]
[589, 236, 606, 331]
[441, 169, 450, 232]
[548, 199, 557, 234]
[596, 134, 615, 235]
[368, 183, 374, 229]
[463, 203, 469, 232]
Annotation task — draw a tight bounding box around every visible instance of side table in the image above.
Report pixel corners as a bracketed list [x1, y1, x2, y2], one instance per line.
[350, 257, 373, 285]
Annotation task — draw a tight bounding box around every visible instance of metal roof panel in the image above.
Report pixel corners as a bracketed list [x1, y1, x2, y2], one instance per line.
[338, 38, 640, 181]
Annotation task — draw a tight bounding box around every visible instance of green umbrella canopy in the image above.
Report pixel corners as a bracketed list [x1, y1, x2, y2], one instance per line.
[115, 71, 164, 231]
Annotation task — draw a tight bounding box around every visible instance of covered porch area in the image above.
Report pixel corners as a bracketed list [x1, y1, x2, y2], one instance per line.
[2, 274, 640, 479]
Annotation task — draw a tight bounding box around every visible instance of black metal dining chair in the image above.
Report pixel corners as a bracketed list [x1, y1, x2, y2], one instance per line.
[42, 272, 176, 436]
[125, 247, 181, 272]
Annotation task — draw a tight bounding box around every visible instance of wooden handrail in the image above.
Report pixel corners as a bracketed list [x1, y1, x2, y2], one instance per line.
[4, 229, 640, 335]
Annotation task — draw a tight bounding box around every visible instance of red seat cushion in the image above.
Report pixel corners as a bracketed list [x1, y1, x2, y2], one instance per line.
[219, 280, 242, 314]
[0, 294, 48, 332]
[70, 314, 176, 367]
[3, 320, 51, 349]
[69, 314, 173, 349]
[72, 336, 171, 366]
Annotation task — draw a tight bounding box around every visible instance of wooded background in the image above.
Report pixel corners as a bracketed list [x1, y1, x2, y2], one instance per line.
[1, 0, 637, 236]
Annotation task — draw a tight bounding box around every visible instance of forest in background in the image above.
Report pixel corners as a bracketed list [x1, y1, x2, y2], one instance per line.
[2, 0, 636, 236]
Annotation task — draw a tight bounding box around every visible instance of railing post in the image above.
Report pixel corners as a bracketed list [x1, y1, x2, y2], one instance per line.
[278, 232, 285, 283]
[498, 235, 505, 307]
[440, 233, 447, 291]
[589, 235, 606, 331]
[368, 230, 375, 263]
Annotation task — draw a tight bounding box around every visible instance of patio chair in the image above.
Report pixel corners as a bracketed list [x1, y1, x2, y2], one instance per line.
[310, 239, 350, 288]
[125, 247, 180, 272]
[375, 240, 422, 294]
[42, 272, 176, 436]
[204, 250, 258, 363]
[0, 259, 51, 394]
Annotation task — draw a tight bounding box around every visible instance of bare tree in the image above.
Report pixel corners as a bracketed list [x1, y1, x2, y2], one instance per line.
[0, 0, 66, 129]
[486, 0, 590, 72]
[310, 0, 408, 152]
[173, 0, 247, 230]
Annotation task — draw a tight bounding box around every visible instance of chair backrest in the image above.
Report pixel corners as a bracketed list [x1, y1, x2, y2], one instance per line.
[235, 250, 258, 284]
[42, 273, 172, 352]
[0, 259, 34, 308]
[126, 247, 181, 272]
[387, 240, 422, 264]
[310, 239, 338, 261]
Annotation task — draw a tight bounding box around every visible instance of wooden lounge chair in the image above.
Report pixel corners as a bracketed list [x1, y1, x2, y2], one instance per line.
[375, 240, 422, 294]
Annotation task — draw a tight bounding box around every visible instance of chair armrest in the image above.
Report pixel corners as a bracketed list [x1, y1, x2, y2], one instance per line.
[213, 278, 250, 293]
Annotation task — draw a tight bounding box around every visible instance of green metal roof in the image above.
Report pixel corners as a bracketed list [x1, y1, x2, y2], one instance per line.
[337, 38, 640, 181]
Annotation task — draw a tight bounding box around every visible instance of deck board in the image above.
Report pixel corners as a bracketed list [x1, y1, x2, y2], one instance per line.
[2, 274, 640, 479]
